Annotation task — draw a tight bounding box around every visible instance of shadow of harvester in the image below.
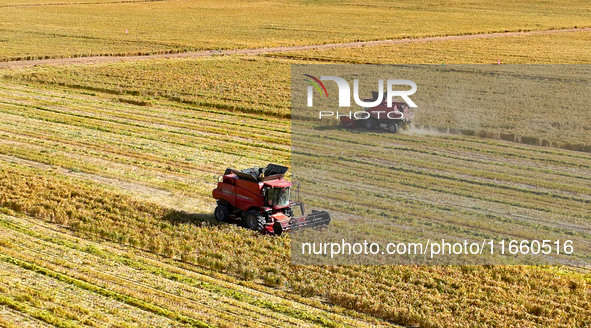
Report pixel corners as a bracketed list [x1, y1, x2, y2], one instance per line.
[160, 210, 264, 232]
[160, 210, 248, 229]
[160, 210, 216, 225]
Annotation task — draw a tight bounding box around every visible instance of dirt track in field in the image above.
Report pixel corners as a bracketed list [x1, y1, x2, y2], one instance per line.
[0, 27, 589, 69]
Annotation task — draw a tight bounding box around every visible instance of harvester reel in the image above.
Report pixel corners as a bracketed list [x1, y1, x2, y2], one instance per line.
[289, 218, 299, 231]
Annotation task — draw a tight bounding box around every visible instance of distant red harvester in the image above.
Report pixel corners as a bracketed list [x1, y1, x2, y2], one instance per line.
[340, 92, 414, 133]
[212, 164, 330, 235]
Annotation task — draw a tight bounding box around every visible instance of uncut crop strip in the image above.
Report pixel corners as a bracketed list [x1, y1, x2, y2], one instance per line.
[0, 213, 396, 328]
[289, 265, 591, 327]
[266, 30, 591, 65]
[0, 161, 296, 274]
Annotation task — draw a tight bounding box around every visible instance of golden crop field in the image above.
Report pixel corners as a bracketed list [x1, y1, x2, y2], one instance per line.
[1, 0, 591, 61]
[1, 60, 590, 326]
[267, 30, 591, 64]
[1, 0, 591, 327]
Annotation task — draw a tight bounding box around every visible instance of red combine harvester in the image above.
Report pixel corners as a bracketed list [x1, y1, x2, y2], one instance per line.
[212, 164, 331, 235]
[340, 92, 414, 133]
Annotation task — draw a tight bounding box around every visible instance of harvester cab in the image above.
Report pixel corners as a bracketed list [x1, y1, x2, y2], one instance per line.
[212, 164, 330, 235]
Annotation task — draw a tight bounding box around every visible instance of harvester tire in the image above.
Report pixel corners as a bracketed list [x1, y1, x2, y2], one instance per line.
[214, 204, 231, 222]
[243, 210, 265, 232]
[387, 122, 399, 133]
[364, 118, 377, 130]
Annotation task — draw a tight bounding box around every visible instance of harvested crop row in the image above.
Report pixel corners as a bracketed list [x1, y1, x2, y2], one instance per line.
[0, 307, 55, 328]
[0, 260, 182, 328]
[0, 212, 394, 328]
[291, 126, 591, 265]
[3, 57, 292, 117]
[0, 81, 290, 199]
[7, 55, 591, 152]
[297, 132, 591, 198]
[0, 83, 289, 144]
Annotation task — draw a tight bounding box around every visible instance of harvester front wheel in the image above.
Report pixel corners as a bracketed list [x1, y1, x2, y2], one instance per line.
[364, 118, 377, 130]
[214, 204, 231, 222]
[387, 122, 399, 133]
[243, 210, 265, 232]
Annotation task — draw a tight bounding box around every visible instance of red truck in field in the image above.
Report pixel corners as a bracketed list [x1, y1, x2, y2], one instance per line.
[339, 92, 414, 133]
